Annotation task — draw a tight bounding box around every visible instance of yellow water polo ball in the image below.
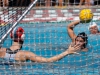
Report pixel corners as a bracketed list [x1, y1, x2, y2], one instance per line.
[79, 9, 93, 23]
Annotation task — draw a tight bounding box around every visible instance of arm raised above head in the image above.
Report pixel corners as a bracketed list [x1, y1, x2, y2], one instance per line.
[67, 20, 80, 42]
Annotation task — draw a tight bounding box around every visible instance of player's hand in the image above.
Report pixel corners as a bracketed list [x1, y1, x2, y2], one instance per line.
[67, 43, 81, 54]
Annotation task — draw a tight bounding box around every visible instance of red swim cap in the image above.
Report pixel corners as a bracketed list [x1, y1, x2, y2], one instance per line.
[10, 27, 25, 42]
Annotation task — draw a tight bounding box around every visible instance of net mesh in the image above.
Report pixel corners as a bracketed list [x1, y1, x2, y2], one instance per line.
[0, 0, 100, 75]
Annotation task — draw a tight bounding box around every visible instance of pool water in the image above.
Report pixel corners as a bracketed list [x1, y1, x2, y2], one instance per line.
[1, 22, 100, 75]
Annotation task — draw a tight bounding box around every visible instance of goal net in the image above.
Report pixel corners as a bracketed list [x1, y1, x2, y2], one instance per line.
[0, 0, 100, 75]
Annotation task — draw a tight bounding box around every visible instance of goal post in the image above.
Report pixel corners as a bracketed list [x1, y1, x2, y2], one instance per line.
[0, 0, 38, 43]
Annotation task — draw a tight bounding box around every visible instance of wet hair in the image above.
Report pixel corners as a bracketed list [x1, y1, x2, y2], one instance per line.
[75, 32, 88, 48]
[20, 41, 24, 49]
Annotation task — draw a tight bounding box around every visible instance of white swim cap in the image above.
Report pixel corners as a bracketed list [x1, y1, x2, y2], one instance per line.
[88, 22, 99, 30]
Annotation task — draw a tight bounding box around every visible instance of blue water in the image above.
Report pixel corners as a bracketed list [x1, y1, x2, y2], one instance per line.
[1, 22, 100, 75]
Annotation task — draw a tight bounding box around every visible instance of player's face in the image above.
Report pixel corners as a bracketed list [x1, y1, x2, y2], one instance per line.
[75, 37, 85, 48]
[89, 26, 98, 34]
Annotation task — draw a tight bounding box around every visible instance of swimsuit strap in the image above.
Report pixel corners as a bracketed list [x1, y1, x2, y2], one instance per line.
[6, 48, 20, 54]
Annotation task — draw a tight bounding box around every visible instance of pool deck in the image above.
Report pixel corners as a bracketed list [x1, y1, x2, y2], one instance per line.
[0, 6, 100, 23]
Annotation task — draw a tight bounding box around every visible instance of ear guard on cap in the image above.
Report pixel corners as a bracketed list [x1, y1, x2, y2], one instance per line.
[10, 27, 25, 42]
[88, 22, 99, 30]
[21, 33, 25, 41]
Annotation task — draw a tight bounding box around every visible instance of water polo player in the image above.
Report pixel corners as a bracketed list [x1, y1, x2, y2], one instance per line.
[67, 20, 88, 51]
[88, 22, 100, 34]
[0, 26, 81, 63]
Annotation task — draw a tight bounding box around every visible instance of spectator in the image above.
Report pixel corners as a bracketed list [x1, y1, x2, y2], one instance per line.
[55, 0, 64, 7]
[90, 0, 94, 5]
[58, 0, 63, 6]
[45, 0, 51, 7]
[0, 0, 9, 7]
[79, 0, 91, 7]
[31, 0, 39, 7]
